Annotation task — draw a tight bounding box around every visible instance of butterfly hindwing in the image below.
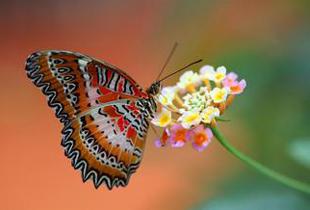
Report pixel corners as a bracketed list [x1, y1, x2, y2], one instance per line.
[62, 99, 149, 189]
[25, 50, 150, 189]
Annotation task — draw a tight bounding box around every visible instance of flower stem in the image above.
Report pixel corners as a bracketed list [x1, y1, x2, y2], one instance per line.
[211, 127, 310, 194]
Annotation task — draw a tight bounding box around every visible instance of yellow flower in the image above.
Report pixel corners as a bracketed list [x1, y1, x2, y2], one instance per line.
[200, 65, 227, 83]
[151, 107, 172, 127]
[210, 87, 229, 103]
[178, 110, 202, 129]
[201, 106, 220, 123]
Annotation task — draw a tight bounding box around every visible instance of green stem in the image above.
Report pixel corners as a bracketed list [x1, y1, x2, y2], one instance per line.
[211, 127, 310, 194]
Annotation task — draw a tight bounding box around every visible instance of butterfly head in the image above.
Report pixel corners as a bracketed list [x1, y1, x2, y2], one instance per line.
[146, 81, 161, 96]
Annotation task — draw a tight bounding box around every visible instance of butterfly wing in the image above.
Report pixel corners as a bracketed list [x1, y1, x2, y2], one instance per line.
[62, 99, 149, 189]
[25, 50, 150, 189]
[26, 50, 148, 124]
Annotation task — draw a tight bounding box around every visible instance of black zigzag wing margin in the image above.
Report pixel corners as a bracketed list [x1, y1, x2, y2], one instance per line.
[25, 51, 70, 125]
[61, 123, 130, 189]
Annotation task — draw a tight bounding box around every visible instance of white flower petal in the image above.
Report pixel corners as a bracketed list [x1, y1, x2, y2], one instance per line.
[177, 71, 200, 89]
[200, 65, 215, 80]
[157, 86, 178, 106]
[216, 66, 227, 74]
[151, 108, 172, 127]
[210, 87, 228, 103]
[201, 106, 220, 123]
[178, 111, 202, 129]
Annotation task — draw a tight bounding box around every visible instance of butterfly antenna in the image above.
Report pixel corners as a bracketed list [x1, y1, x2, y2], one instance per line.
[158, 59, 203, 82]
[156, 42, 178, 81]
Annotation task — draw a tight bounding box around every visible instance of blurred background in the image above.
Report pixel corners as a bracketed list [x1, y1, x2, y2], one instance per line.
[0, 0, 309, 209]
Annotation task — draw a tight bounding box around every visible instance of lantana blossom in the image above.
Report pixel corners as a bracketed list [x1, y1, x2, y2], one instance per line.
[169, 124, 189, 147]
[210, 87, 229, 103]
[222, 72, 247, 95]
[201, 106, 220, 124]
[178, 110, 202, 129]
[157, 86, 178, 106]
[151, 64, 246, 152]
[151, 107, 172, 127]
[154, 128, 170, 148]
[189, 125, 213, 152]
[177, 70, 200, 92]
[200, 65, 227, 83]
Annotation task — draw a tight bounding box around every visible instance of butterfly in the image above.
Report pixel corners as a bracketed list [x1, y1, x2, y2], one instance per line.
[25, 48, 201, 189]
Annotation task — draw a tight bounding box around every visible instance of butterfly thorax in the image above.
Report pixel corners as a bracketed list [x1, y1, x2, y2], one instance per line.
[139, 81, 161, 119]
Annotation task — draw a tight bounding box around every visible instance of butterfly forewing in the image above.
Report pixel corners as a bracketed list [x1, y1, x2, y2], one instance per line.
[26, 50, 150, 189]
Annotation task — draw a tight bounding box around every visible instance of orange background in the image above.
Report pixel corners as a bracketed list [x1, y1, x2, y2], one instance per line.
[1, 0, 309, 209]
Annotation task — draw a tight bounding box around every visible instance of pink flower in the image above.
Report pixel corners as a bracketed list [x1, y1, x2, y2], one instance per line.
[230, 79, 246, 95]
[222, 72, 238, 87]
[222, 72, 247, 95]
[155, 128, 170, 147]
[169, 124, 190, 148]
[189, 125, 213, 152]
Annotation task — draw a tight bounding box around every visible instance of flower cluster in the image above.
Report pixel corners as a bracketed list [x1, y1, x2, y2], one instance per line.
[151, 65, 246, 152]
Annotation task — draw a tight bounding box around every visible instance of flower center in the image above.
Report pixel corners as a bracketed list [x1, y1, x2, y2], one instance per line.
[159, 114, 171, 126]
[194, 133, 207, 146]
[175, 129, 187, 142]
[185, 113, 199, 123]
[214, 90, 225, 101]
[183, 92, 210, 112]
[215, 73, 225, 81]
[230, 85, 241, 92]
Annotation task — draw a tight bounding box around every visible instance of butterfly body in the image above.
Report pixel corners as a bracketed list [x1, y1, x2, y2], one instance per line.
[26, 50, 159, 189]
